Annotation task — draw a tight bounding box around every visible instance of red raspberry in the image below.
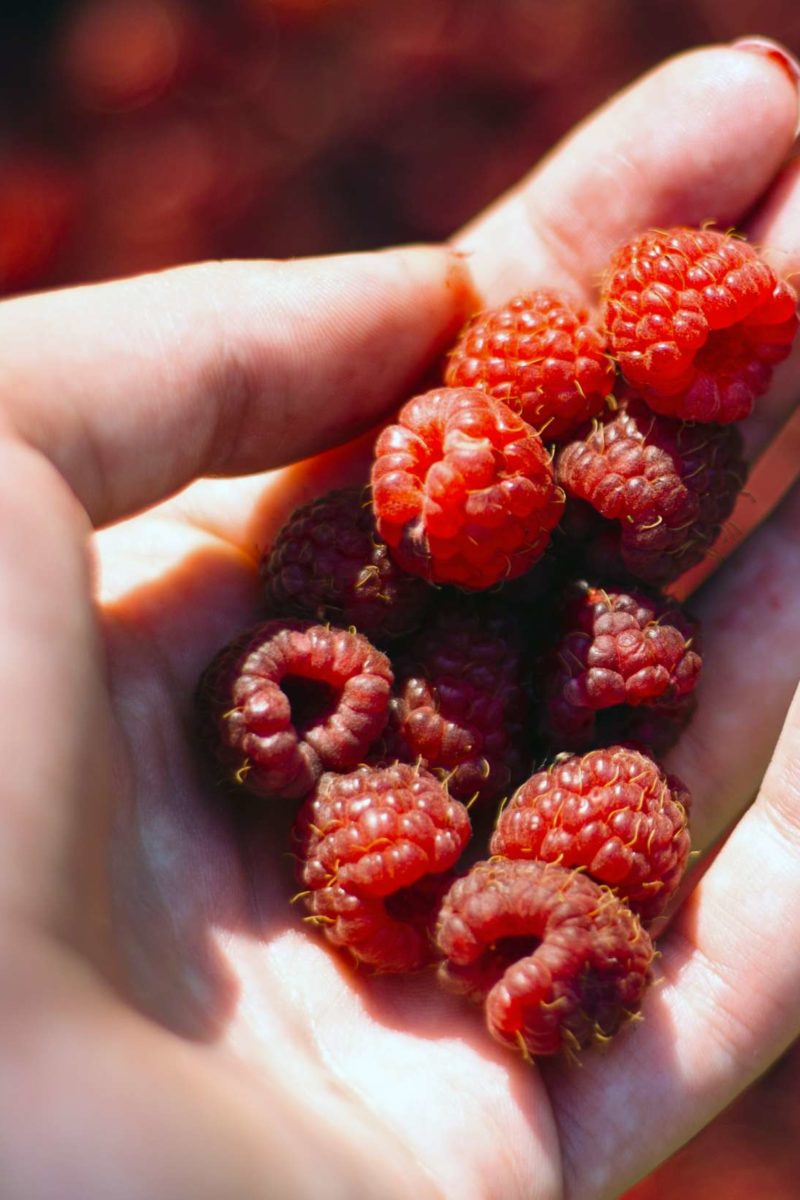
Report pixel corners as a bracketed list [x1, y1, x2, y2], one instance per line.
[260, 487, 433, 642]
[491, 746, 691, 920]
[445, 290, 614, 439]
[294, 764, 471, 971]
[196, 620, 393, 800]
[371, 387, 564, 590]
[556, 394, 746, 585]
[436, 858, 654, 1057]
[604, 226, 798, 423]
[543, 582, 701, 750]
[382, 602, 529, 804]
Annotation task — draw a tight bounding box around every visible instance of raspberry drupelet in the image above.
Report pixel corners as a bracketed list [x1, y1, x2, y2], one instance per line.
[371, 386, 564, 590]
[260, 486, 433, 642]
[383, 601, 529, 804]
[294, 763, 472, 971]
[437, 858, 654, 1057]
[604, 226, 798, 423]
[195, 619, 393, 800]
[556, 394, 747, 585]
[542, 582, 701, 751]
[445, 289, 615, 439]
[491, 746, 691, 920]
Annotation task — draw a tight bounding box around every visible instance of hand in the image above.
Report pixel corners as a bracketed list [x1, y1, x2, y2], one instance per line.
[1, 41, 800, 1200]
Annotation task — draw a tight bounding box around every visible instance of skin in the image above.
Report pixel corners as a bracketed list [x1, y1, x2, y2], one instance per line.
[2, 42, 800, 1200]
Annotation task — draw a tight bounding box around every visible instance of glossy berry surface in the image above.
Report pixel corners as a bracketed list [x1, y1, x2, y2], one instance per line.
[294, 763, 471, 971]
[491, 746, 691, 919]
[543, 582, 701, 749]
[371, 386, 564, 589]
[445, 289, 614, 439]
[604, 226, 798, 423]
[437, 857, 654, 1056]
[556, 394, 746, 585]
[196, 619, 393, 800]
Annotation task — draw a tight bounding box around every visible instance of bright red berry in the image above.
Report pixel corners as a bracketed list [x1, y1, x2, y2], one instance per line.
[437, 858, 654, 1057]
[371, 386, 564, 590]
[196, 620, 393, 800]
[556, 394, 746, 585]
[604, 226, 798, 423]
[445, 290, 614, 439]
[260, 487, 433, 642]
[491, 746, 691, 920]
[382, 602, 529, 803]
[542, 582, 701, 750]
[294, 764, 471, 971]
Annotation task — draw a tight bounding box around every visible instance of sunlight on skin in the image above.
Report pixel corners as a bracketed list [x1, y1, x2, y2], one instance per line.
[3, 40, 800, 1200]
[220, 932, 560, 1200]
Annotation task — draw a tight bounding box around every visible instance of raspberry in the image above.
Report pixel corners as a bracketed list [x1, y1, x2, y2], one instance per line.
[542, 582, 701, 750]
[436, 858, 654, 1057]
[609, 694, 697, 756]
[260, 487, 433, 642]
[196, 620, 393, 800]
[294, 764, 471, 971]
[604, 226, 798, 423]
[556, 394, 746, 585]
[381, 602, 529, 804]
[490, 746, 691, 919]
[445, 290, 615, 439]
[371, 386, 564, 590]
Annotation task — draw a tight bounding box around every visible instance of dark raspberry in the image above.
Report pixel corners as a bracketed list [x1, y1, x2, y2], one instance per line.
[556, 394, 746, 585]
[607, 693, 697, 756]
[604, 226, 798, 423]
[445, 290, 615, 439]
[196, 620, 392, 800]
[437, 858, 654, 1057]
[381, 601, 529, 804]
[260, 487, 433, 642]
[542, 582, 701, 750]
[371, 386, 564, 590]
[294, 764, 471, 971]
[491, 746, 691, 919]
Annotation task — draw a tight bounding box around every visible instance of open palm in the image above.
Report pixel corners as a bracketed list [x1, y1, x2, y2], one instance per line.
[3, 44, 800, 1200]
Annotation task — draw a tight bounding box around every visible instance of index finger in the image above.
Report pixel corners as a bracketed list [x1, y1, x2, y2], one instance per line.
[0, 247, 471, 527]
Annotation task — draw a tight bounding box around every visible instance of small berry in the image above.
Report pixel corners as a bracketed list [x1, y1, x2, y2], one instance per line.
[371, 386, 564, 590]
[382, 602, 529, 803]
[542, 582, 701, 750]
[604, 226, 798, 423]
[294, 764, 471, 971]
[437, 858, 654, 1057]
[445, 290, 614, 439]
[556, 394, 746, 585]
[260, 487, 433, 642]
[196, 620, 393, 800]
[491, 746, 691, 919]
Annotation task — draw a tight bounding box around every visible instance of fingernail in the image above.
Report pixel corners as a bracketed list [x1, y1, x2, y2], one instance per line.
[732, 36, 800, 90]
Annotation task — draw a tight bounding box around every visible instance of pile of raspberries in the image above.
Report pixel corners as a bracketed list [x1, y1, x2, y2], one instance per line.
[195, 227, 798, 1060]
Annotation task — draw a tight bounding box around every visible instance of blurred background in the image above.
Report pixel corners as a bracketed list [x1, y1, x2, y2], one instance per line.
[1, 0, 799, 295]
[2, 2, 799, 1195]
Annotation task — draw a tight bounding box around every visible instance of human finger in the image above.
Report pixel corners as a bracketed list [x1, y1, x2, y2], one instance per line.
[0, 247, 471, 528]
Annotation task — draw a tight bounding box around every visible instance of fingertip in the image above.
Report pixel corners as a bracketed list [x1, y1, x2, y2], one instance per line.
[731, 35, 800, 98]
